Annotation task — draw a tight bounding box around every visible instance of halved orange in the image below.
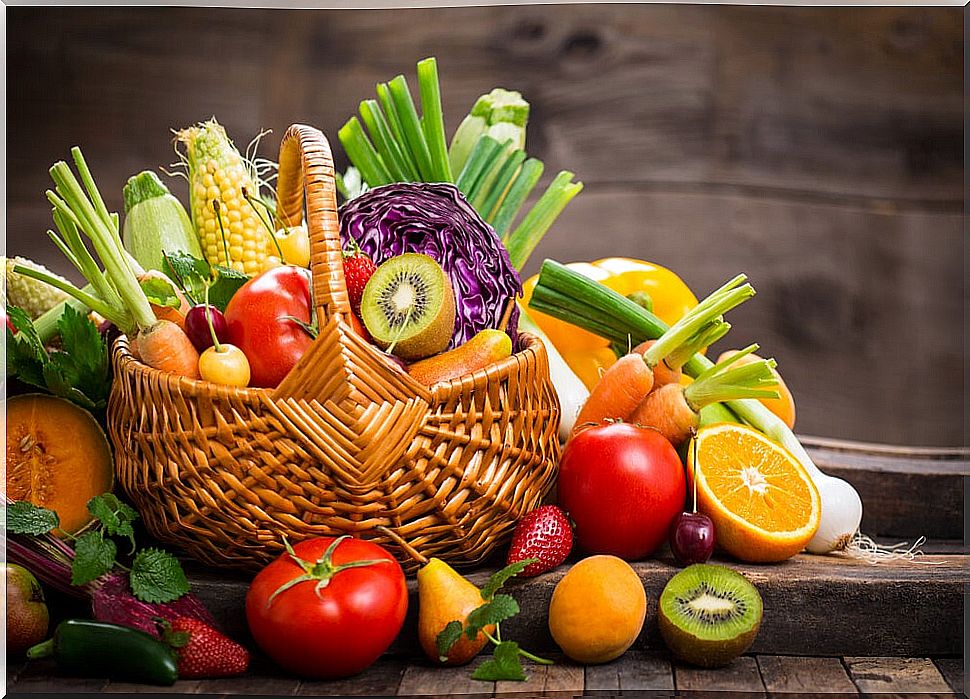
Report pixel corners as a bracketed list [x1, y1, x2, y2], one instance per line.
[688, 423, 820, 563]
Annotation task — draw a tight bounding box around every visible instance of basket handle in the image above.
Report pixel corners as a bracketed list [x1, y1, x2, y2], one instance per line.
[275, 124, 351, 324]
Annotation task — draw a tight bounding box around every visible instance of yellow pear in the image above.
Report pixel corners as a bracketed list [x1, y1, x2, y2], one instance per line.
[417, 558, 493, 666]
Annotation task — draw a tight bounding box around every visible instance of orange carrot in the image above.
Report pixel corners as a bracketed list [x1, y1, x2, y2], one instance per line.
[632, 340, 682, 388]
[630, 344, 779, 447]
[573, 353, 655, 433]
[131, 319, 201, 379]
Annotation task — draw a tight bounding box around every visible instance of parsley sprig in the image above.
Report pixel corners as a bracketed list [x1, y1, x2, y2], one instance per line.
[436, 559, 552, 682]
[6, 304, 110, 410]
[6, 495, 188, 603]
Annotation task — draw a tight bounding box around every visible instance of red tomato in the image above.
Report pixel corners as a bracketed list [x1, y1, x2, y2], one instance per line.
[245, 536, 408, 679]
[557, 422, 686, 560]
[224, 266, 314, 388]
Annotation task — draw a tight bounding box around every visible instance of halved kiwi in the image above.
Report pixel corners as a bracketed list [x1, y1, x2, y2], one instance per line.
[359, 253, 457, 360]
[658, 563, 763, 668]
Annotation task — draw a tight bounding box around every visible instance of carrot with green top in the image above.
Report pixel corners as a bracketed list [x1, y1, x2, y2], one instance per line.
[630, 344, 779, 447]
[14, 147, 201, 379]
[572, 276, 753, 433]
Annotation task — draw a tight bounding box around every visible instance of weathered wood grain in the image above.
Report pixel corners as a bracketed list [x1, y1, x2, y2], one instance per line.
[397, 658, 493, 697]
[297, 656, 408, 696]
[803, 438, 968, 539]
[844, 657, 954, 694]
[583, 650, 674, 693]
[756, 655, 856, 695]
[933, 658, 966, 695]
[674, 656, 766, 697]
[493, 654, 584, 697]
[9, 658, 108, 694]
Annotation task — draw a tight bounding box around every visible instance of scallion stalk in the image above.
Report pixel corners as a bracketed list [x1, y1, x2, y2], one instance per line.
[504, 171, 583, 270]
[477, 149, 527, 221]
[337, 117, 393, 187]
[359, 100, 417, 181]
[491, 158, 544, 238]
[416, 57, 452, 183]
[387, 74, 435, 181]
[455, 135, 506, 199]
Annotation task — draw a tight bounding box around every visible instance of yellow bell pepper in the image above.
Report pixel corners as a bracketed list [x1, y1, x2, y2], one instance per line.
[521, 258, 698, 390]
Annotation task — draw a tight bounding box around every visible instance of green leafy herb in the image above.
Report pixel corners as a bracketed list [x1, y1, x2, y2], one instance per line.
[472, 641, 528, 682]
[6, 501, 60, 535]
[162, 251, 249, 311]
[436, 620, 464, 662]
[87, 493, 139, 547]
[71, 531, 117, 586]
[6, 304, 110, 410]
[434, 557, 549, 682]
[139, 278, 182, 309]
[130, 548, 190, 603]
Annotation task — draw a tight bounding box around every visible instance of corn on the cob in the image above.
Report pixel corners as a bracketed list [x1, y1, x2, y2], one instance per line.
[176, 119, 272, 275]
[3, 256, 71, 318]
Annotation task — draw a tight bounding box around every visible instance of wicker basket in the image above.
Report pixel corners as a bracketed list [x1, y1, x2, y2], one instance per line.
[107, 124, 561, 573]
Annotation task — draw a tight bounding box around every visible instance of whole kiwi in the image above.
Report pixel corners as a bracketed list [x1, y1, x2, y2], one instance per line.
[657, 563, 763, 668]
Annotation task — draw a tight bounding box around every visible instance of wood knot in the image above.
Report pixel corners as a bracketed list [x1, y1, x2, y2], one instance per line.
[513, 20, 546, 42]
[562, 30, 602, 59]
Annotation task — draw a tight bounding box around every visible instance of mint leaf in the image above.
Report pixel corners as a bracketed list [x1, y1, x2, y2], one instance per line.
[6, 501, 60, 535]
[436, 620, 464, 661]
[465, 594, 519, 639]
[71, 531, 117, 585]
[207, 266, 249, 311]
[481, 559, 535, 601]
[130, 548, 189, 603]
[140, 277, 182, 309]
[87, 493, 139, 544]
[472, 641, 527, 682]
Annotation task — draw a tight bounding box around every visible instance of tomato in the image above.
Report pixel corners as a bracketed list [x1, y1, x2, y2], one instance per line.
[557, 422, 686, 560]
[245, 536, 408, 679]
[224, 265, 314, 388]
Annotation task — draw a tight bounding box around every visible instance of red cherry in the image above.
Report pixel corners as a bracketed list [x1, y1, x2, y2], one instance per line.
[670, 511, 716, 566]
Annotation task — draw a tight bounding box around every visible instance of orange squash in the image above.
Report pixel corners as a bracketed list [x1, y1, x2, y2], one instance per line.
[5, 394, 114, 534]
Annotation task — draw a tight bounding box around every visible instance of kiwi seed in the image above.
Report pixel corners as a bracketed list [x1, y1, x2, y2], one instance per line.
[657, 563, 763, 668]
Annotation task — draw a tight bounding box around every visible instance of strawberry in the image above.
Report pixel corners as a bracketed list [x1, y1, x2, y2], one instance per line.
[507, 505, 574, 577]
[165, 617, 250, 679]
[342, 241, 377, 317]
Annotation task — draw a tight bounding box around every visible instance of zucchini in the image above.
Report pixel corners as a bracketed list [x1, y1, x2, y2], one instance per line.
[122, 171, 202, 273]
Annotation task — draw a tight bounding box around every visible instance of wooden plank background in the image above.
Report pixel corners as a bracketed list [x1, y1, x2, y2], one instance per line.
[5, 5, 964, 446]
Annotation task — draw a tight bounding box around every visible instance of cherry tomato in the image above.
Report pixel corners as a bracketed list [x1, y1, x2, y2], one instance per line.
[273, 225, 311, 268]
[245, 537, 408, 679]
[198, 344, 251, 387]
[224, 266, 314, 388]
[557, 422, 686, 560]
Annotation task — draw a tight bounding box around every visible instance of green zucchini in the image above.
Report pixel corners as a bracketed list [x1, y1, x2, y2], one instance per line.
[122, 171, 202, 273]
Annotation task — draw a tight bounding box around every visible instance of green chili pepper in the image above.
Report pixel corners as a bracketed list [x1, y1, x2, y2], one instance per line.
[27, 619, 178, 686]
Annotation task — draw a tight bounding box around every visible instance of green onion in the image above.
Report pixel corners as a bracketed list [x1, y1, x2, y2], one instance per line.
[683, 344, 780, 410]
[455, 135, 506, 199]
[504, 171, 583, 270]
[416, 57, 452, 183]
[337, 117, 393, 187]
[387, 74, 435, 181]
[359, 100, 417, 181]
[477, 149, 526, 220]
[491, 158, 544, 238]
[376, 82, 419, 178]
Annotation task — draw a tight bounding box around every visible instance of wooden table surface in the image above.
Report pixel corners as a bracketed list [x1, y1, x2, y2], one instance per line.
[6, 651, 965, 696]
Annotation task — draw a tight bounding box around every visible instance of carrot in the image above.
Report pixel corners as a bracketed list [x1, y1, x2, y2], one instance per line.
[633, 317, 730, 389]
[131, 319, 201, 379]
[630, 344, 780, 447]
[573, 353, 656, 431]
[632, 340, 682, 388]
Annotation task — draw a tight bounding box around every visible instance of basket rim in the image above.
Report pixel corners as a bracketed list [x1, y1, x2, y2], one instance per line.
[111, 330, 551, 402]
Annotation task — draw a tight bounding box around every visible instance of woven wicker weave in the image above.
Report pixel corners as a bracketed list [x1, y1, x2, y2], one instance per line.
[107, 124, 561, 572]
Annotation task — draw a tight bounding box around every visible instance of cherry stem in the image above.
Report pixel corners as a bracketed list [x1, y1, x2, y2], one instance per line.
[691, 430, 699, 514]
[204, 284, 222, 353]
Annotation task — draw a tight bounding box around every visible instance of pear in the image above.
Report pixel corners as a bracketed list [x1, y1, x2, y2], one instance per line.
[417, 558, 493, 666]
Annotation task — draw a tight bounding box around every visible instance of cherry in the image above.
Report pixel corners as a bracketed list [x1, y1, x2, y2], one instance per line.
[185, 304, 228, 353]
[670, 511, 715, 565]
[670, 434, 716, 566]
